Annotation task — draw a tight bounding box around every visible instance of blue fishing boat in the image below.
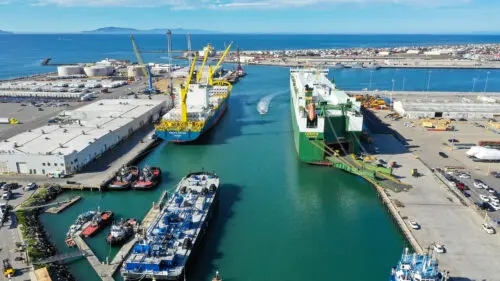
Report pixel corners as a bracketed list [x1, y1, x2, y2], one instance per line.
[390, 248, 450, 281]
[121, 171, 220, 280]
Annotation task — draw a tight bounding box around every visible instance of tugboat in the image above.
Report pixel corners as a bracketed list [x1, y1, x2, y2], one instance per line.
[390, 247, 450, 281]
[81, 210, 114, 238]
[65, 210, 97, 247]
[106, 218, 137, 246]
[212, 271, 222, 281]
[133, 166, 162, 190]
[108, 166, 139, 190]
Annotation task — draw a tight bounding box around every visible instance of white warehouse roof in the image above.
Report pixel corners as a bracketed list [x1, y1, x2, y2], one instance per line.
[0, 99, 164, 156]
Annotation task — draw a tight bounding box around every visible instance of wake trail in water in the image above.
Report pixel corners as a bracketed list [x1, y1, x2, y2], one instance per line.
[256, 90, 287, 115]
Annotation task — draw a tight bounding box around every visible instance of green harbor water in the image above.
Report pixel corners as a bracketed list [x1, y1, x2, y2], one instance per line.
[40, 65, 405, 281]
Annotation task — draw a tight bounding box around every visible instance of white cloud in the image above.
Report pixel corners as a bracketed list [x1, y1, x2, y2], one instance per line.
[28, 0, 473, 8]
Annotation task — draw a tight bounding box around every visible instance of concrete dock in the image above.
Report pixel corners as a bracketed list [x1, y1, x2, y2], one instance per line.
[45, 196, 81, 214]
[72, 235, 114, 281]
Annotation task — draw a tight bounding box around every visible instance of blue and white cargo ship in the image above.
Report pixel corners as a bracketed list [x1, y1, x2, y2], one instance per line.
[390, 248, 450, 281]
[121, 172, 220, 280]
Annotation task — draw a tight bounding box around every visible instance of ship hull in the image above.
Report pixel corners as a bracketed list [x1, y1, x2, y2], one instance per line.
[155, 99, 228, 143]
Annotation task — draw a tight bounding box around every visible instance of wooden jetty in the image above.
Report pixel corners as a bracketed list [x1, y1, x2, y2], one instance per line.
[45, 196, 81, 214]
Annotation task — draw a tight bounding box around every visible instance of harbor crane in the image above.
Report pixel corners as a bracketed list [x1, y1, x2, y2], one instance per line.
[181, 53, 198, 123]
[130, 35, 158, 94]
[208, 42, 233, 85]
[196, 44, 212, 83]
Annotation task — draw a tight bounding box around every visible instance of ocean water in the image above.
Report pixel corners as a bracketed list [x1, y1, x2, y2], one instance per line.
[4, 34, 500, 281]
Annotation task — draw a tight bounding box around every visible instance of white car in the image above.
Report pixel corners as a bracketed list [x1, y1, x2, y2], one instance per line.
[408, 220, 420, 230]
[489, 202, 500, 211]
[480, 183, 489, 189]
[487, 188, 496, 194]
[24, 183, 37, 191]
[489, 196, 500, 204]
[458, 173, 471, 179]
[2, 192, 11, 200]
[482, 223, 496, 234]
[473, 181, 483, 189]
[480, 194, 490, 202]
[433, 243, 446, 253]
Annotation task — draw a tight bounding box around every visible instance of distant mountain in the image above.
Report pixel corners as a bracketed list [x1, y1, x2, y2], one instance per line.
[83, 27, 217, 34]
[0, 30, 12, 34]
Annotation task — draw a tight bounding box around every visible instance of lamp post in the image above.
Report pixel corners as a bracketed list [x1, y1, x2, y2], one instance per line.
[483, 71, 490, 92]
[402, 77, 406, 91]
[472, 77, 477, 92]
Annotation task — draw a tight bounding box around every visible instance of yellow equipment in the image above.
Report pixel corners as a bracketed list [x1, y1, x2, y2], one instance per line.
[3, 259, 15, 278]
[9, 118, 19, 125]
[196, 44, 211, 83]
[130, 35, 149, 79]
[181, 53, 198, 123]
[209, 42, 233, 85]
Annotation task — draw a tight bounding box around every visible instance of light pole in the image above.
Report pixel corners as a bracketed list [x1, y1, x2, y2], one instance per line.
[402, 77, 406, 91]
[426, 70, 432, 99]
[471, 77, 477, 92]
[483, 71, 490, 92]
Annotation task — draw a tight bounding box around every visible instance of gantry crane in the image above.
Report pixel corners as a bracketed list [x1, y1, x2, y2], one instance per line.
[208, 42, 233, 85]
[130, 35, 158, 94]
[196, 44, 212, 83]
[181, 53, 198, 123]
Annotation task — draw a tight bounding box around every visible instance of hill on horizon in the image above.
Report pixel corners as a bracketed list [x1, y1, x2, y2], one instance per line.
[83, 27, 217, 34]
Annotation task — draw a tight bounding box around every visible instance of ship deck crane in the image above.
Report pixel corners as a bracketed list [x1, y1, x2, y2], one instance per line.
[209, 42, 233, 85]
[181, 53, 198, 123]
[196, 44, 212, 83]
[130, 35, 158, 94]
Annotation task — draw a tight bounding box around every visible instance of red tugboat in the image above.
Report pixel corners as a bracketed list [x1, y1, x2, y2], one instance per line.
[108, 166, 139, 190]
[133, 166, 162, 190]
[81, 210, 114, 238]
[105, 218, 137, 246]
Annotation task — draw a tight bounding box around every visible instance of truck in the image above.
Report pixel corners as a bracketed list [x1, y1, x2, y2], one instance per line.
[0, 118, 19, 125]
[3, 259, 15, 278]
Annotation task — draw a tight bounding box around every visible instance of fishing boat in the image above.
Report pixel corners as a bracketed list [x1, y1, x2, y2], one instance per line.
[106, 218, 137, 246]
[81, 210, 114, 238]
[121, 171, 220, 280]
[390, 247, 450, 281]
[66, 210, 96, 237]
[108, 166, 139, 190]
[155, 43, 233, 143]
[133, 166, 162, 190]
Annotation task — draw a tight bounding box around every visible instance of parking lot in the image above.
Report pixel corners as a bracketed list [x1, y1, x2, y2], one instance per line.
[1, 182, 37, 281]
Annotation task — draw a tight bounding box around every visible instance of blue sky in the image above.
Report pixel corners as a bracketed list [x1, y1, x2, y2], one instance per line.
[0, 0, 499, 33]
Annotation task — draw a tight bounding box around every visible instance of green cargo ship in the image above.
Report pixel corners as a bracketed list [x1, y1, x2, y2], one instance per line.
[290, 68, 363, 164]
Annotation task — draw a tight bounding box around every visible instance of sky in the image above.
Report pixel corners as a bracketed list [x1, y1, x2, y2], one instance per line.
[0, 0, 499, 34]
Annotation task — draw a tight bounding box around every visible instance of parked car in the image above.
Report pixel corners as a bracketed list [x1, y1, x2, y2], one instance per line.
[408, 220, 420, 230]
[457, 173, 471, 179]
[439, 152, 448, 158]
[490, 196, 500, 204]
[480, 194, 490, 202]
[489, 201, 500, 211]
[487, 188, 496, 194]
[448, 138, 459, 143]
[462, 191, 471, 198]
[433, 243, 446, 253]
[2, 191, 11, 200]
[24, 183, 37, 191]
[482, 223, 496, 234]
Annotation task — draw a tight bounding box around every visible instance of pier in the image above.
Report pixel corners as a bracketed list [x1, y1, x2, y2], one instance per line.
[45, 196, 81, 214]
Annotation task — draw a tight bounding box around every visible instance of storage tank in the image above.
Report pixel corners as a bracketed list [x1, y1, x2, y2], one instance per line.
[84, 65, 113, 77]
[127, 65, 146, 78]
[57, 65, 83, 77]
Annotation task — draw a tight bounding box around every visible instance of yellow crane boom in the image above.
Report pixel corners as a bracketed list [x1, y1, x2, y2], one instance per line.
[130, 35, 149, 79]
[181, 53, 198, 123]
[196, 44, 211, 83]
[209, 42, 233, 85]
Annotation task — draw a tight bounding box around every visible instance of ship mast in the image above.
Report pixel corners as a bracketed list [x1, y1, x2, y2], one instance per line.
[237, 45, 242, 74]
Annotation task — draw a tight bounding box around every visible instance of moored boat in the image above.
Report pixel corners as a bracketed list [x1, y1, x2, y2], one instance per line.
[390, 247, 450, 281]
[155, 43, 233, 143]
[106, 218, 137, 246]
[108, 166, 139, 190]
[121, 171, 220, 280]
[81, 210, 114, 238]
[133, 166, 162, 190]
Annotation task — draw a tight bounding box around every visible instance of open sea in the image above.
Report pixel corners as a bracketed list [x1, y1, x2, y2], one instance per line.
[1, 34, 500, 281]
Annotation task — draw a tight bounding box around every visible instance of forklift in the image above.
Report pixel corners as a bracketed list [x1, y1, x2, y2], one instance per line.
[3, 258, 15, 278]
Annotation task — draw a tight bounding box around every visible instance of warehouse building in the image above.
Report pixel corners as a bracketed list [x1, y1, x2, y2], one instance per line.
[0, 99, 165, 175]
[393, 94, 500, 120]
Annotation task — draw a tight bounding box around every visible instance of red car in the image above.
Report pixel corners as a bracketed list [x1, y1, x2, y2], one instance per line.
[457, 182, 469, 191]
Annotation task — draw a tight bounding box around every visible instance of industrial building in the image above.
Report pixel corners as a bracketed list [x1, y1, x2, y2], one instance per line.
[0, 99, 165, 176]
[393, 93, 500, 120]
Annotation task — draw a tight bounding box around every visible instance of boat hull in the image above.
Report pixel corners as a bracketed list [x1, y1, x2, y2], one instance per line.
[155, 98, 228, 142]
